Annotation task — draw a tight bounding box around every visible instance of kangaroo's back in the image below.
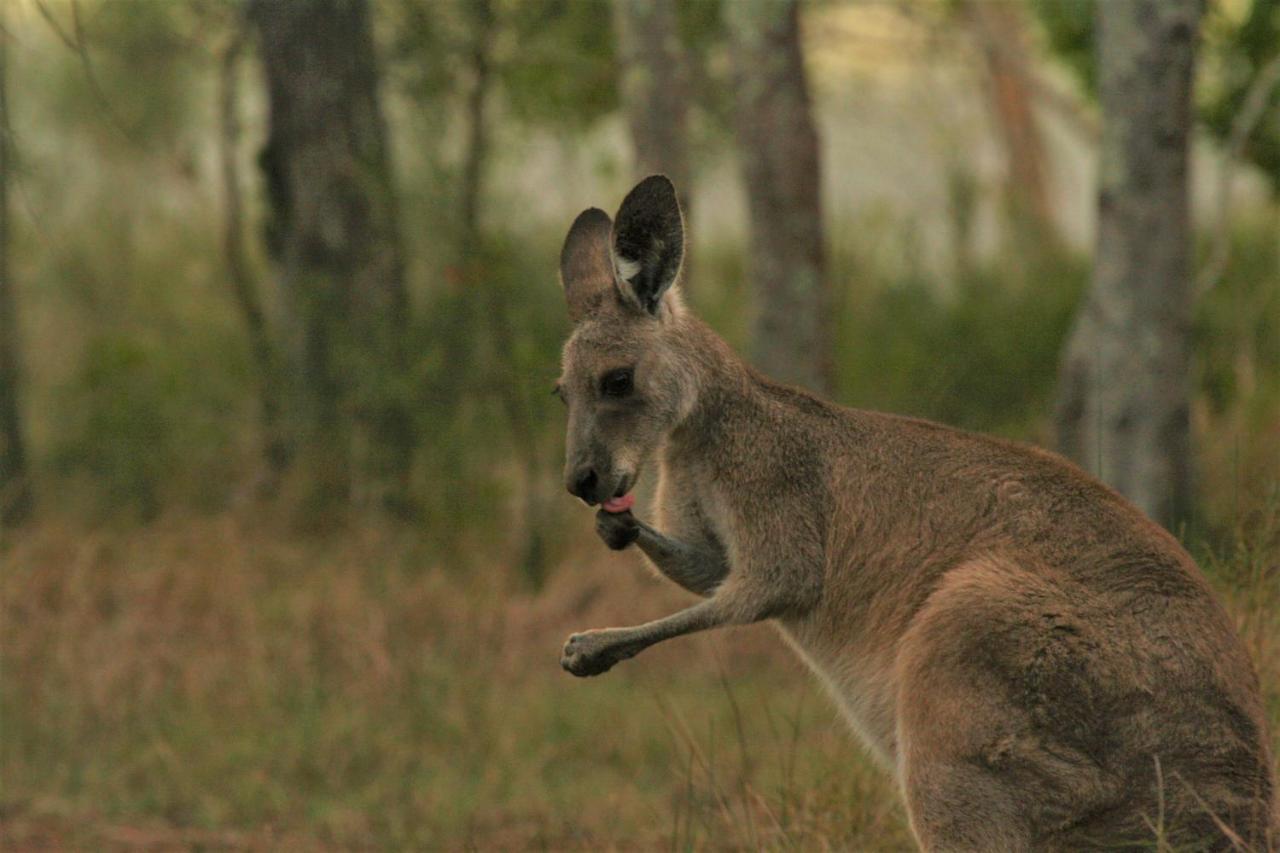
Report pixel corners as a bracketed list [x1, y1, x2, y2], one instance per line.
[761, 400, 1276, 847]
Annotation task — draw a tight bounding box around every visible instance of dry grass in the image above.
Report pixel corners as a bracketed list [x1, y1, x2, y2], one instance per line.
[1, 505, 1276, 850]
[0, 513, 907, 850]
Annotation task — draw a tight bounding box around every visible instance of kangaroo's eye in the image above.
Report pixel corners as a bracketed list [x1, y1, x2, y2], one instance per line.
[600, 368, 634, 398]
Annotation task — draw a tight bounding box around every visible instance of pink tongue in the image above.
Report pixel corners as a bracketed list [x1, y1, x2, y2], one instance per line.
[601, 493, 635, 514]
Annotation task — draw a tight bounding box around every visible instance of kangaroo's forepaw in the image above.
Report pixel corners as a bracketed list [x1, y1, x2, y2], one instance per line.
[560, 631, 622, 677]
[595, 509, 640, 551]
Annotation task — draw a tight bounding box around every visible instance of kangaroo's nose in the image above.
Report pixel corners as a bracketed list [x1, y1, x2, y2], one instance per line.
[568, 468, 598, 502]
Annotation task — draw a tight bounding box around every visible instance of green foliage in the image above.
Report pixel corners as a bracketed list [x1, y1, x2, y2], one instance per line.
[50, 333, 240, 520]
[407, 231, 570, 572]
[9, 0, 1279, 544]
[499, 0, 620, 129]
[1201, 0, 1280, 192]
[387, 0, 619, 134]
[1030, 0, 1280, 192]
[1196, 214, 1280, 416]
[44, 0, 205, 156]
[1028, 0, 1096, 92]
[836, 240, 1088, 439]
[53, 336, 174, 518]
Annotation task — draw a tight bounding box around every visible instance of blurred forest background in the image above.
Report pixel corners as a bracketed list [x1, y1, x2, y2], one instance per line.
[1, 0, 1278, 848]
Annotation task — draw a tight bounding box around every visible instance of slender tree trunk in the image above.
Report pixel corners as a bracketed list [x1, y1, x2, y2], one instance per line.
[962, 0, 1053, 238]
[218, 20, 289, 497]
[614, 0, 692, 280]
[460, 0, 493, 246]
[457, 0, 550, 588]
[0, 16, 33, 526]
[726, 0, 831, 394]
[250, 0, 414, 513]
[1054, 0, 1202, 532]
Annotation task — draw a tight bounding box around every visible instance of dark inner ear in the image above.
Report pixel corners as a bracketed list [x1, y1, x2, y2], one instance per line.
[612, 175, 684, 315]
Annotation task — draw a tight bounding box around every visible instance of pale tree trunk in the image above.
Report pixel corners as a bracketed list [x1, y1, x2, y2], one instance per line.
[251, 0, 415, 513]
[961, 0, 1053, 237]
[218, 19, 289, 497]
[613, 0, 692, 277]
[1054, 0, 1202, 532]
[726, 0, 831, 394]
[0, 16, 33, 526]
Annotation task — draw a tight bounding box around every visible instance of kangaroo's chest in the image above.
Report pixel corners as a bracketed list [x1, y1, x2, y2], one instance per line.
[775, 620, 902, 771]
[653, 459, 736, 558]
[657, 458, 901, 768]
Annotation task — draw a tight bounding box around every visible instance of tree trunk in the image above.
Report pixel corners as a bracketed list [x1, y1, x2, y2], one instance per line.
[250, 0, 414, 513]
[962, 0, 1053, 238]
[218, 20, 289, 497]
[726, 0, 831, 394]
[459, 0, 493, 248]
[457, 0, 550, 588]
[614, 0, 692, 279]
[0, 13, 33, 526]
[1054, 0, 1202, 532]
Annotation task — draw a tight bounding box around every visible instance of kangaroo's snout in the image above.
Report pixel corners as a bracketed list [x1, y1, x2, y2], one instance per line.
[566, 464, 633, 505]
[568, 466, 599, 503]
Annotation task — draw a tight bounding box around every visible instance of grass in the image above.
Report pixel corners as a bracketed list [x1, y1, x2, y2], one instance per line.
[0, 513, 911, 850]
[2, 499, 1277, 851]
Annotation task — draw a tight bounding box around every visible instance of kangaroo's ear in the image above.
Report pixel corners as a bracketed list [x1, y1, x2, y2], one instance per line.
[611, 175, 684, 316]
[560, 208, 616, 323]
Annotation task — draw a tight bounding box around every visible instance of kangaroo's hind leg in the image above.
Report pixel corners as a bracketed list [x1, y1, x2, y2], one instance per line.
[895, 673, 1035, 852]
[896, 647, 1123, 852]
[894, 560, 1121, 852]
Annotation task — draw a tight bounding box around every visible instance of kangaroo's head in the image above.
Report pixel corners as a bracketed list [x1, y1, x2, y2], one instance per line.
[556, 175, 695, 506]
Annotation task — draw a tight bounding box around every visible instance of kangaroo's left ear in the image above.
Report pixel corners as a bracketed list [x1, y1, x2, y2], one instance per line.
[611, 175, 684, 316]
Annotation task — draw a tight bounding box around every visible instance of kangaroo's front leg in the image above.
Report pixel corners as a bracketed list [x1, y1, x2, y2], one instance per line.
[595, 510, 729, 596]
[560, 581, 771, 677]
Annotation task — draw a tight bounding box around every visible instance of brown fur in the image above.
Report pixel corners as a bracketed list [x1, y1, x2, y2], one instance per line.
[556, 176, 1277, 850]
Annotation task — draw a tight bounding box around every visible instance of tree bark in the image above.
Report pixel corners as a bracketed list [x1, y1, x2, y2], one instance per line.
[726, 0, 831, 394]
[1054, 0, 1202, 531]
[250, 0, 414, 513]
[962, 0, 1053, 236]
[0, 13, 33, 526]
[613, 0, 692, 277]
[218, 19, 289, 497]
[459, 0, 494, 247]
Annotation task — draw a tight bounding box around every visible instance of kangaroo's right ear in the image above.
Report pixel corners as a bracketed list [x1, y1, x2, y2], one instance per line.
[560, 207, 616, 323]
[611, 175, 684, 316]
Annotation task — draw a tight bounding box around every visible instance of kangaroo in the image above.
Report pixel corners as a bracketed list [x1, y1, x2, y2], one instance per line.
[553, 175, 1276, 850]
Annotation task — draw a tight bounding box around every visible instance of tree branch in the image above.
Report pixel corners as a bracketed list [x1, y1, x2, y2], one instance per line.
[1198, 51, 1280, 298]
